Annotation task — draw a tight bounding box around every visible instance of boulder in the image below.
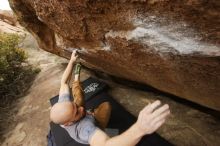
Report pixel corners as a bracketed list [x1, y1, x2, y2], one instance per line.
[9, 0, 220, 110]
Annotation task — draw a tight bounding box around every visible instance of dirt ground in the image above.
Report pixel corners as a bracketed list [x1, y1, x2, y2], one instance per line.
[1, 35, 220, 146]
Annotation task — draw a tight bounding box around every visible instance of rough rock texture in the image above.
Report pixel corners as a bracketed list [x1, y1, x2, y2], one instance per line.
[9, 0, 220, 110]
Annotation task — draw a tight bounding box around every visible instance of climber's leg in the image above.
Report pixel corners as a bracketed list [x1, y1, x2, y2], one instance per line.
[94, 102, 112, 129]
[72, 63, 84, 106]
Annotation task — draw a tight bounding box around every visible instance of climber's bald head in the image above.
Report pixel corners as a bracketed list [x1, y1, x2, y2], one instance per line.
[50, 102, 76, 125]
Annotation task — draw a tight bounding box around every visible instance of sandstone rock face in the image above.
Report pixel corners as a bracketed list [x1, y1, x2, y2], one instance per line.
[9, 0, 220, 110]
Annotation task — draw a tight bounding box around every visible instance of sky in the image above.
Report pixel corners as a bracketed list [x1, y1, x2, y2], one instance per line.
[0, 0, 11, 10]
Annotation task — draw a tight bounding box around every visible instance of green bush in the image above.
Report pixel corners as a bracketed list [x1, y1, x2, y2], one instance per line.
[0, 33, 39, 105]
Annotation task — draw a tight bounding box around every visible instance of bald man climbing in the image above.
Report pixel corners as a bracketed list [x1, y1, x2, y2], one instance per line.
[50, 50, 170, 146]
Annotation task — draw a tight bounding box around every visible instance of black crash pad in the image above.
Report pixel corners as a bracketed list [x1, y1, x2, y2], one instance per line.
[49, 77, 174, 146]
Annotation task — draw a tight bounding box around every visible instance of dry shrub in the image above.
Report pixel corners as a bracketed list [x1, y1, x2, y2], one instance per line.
[0, 33, 40, 139]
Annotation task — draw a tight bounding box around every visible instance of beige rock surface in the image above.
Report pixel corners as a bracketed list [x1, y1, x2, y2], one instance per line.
[0, 10, 23, 34]
[0, 10, 16, 26]
[0, 20, 24, 34]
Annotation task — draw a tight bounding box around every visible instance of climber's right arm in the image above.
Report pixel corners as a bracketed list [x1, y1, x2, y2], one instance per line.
[90, 100, 170, 146]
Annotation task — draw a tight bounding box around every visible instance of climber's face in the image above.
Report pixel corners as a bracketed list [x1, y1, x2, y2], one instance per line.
[63, 103, 85, 126]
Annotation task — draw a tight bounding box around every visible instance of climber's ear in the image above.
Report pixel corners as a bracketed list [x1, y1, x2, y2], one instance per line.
[79, 106, 84, 112]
